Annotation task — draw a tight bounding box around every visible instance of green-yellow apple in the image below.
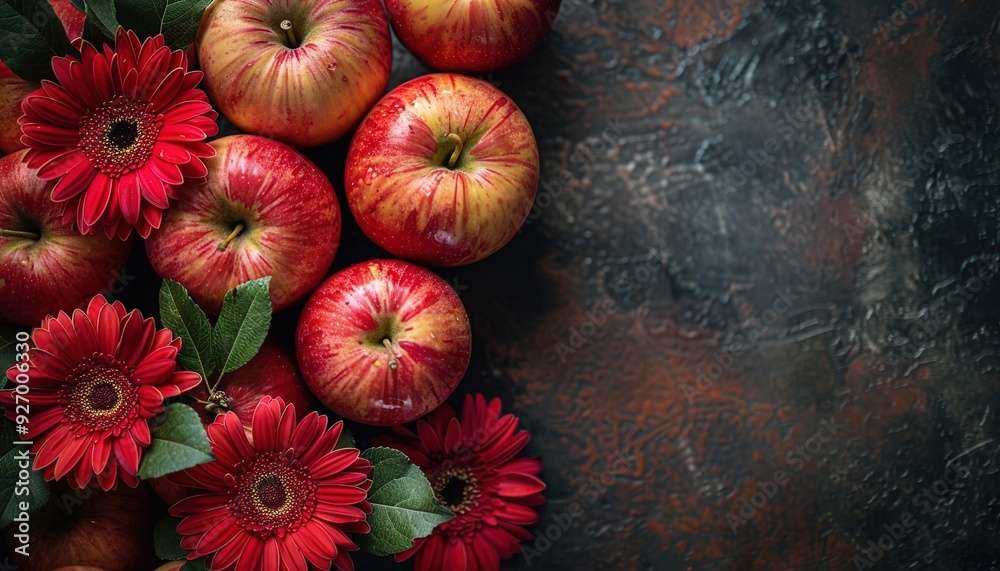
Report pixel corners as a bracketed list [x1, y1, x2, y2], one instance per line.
[296, 259, 472, 426]
[345, 73, 539, 267]
[0, 150, 132, 325]
[196, 0, 392, 147]
[384, 0, 562, 73]
[145, 135, 341, 315]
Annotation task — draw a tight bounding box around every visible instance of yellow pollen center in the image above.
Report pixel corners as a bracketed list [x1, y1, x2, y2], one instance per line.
[231, 453, 317, 537]
[78, 96, 162, 179]
[433, 467, 480, 515]
[62, 357, 138, 433]
[254, 475, 291, 514]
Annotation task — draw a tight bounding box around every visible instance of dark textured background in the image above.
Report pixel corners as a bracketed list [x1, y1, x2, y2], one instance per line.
[12, 0, 1000, 569]
[346, 0, 1000, 569]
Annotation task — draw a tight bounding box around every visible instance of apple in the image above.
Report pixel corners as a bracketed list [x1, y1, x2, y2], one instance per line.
[149, 338, 318, 506]
[0, 150, 132, 325]
[345, 73, 539, 266]
[5, 482, 156, 571]
[296, 258, 472, 426]
[196, 0, 392, 147]
[384, 0, 562, 73]
[0, 0, 85, 153]
[146, 134, 341, 315]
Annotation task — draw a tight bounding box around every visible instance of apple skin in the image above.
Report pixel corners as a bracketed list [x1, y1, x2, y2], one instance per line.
[146, 135, 341, 315]
[196, 0, 392, 147]
[0, 0, 85, 154]
[296, 259, 472, 426]
[345, 73, 539, 267]
[384, 0, 562, 73]
[149, 339, 318, 506]
[5, 482, 156, 571]
[0, 150, 133, 325]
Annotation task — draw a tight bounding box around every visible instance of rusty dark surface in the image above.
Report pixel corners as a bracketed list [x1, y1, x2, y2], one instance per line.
[355, 0, 1000, 569]
[9, 0, 1000, 569]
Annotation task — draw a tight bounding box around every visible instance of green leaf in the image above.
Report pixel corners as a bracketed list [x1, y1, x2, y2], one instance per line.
[160, 279, 215, 381]
[138, 403, 214, 480]
[82, 0, 117, 47]
[160, 0, 211, 49]
[182, 558, 209, 571]
[0, 0, 76, 81]
[153, 516, 188, 560]
[0, 419, 49, 529]
[212, 277, 271, 375]
[0, 323, 28, 375]
[355, 447, 454, 556]
[112, 0, 162, 39]
[113, 0, 210, 49]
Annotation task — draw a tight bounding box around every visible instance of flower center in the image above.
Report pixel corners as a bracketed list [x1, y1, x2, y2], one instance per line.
[432, 468, 480, 515]
[62, 356, 139, 433]
[79, 96, 162, 179]
[87, 381, 120, 410]
[231, 453, 317, 537]
[256, 475, 288, 510]
[106, 119, 139, 150]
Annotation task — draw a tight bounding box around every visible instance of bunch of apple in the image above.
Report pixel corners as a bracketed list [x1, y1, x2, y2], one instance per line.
[0, 0, 561, 567]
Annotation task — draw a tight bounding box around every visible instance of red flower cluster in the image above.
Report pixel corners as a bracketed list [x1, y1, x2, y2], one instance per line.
[170, 397, 373, 571]
[19, 28, 218, 239]
[0, 295, 200, 490]
[375, 393, 546, 571]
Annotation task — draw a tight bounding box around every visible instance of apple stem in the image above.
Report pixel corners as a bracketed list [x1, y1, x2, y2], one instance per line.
[382, 338, 399, 370]
[0, 228, 39, 240]
[280, 20, 298, 48]
[444, 133, 463, 169]
[217, 223, 245, 251]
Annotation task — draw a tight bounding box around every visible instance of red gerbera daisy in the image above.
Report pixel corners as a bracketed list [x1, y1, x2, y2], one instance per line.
[373, 393, 546, 571]
[18, 27, 218, 239]
[0, 295, 201, 490]
[169, 396, 373, 571]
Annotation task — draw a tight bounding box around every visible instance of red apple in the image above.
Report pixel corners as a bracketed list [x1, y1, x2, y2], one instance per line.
[296, 259, 472, 426]
[150, 339, 318, 506]
[196, 0, 392, 147]
[384, 0, 562, 73]
[5, 482, 156, 571]
[0, 0, 85, 153]
[0, 150, 132, 325]
[145, 134, 341, 315]
[345, 73, 539, 266]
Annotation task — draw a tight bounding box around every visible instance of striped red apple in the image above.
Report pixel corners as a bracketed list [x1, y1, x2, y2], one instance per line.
[296, 259, 472, 426]
[145, 135, 341, 314]
[195, 0, 392, 147]
[345, 73, 539, 267]
[384, 0, 562, 73]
